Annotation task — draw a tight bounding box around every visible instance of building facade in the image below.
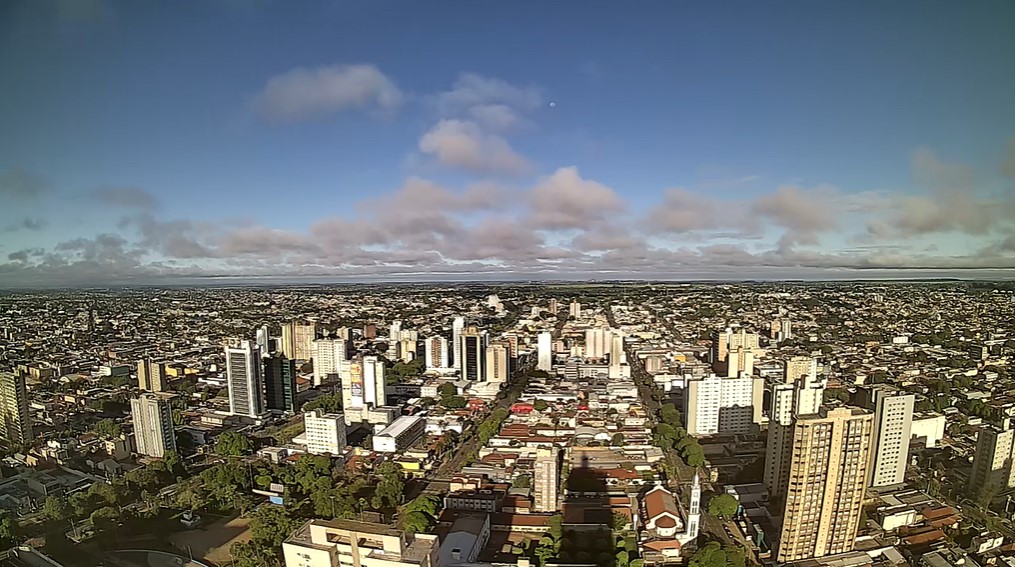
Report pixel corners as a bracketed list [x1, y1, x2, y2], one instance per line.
[225, 340, 265, 418]
[533, 447, 560, 512]
[863, 386, 914, 487]
[137, 358, 167, 392]
[536, 332, 553, 372]
[283, 519, 438, 567]
[0, 372, 32, 444]
[265, 353, 298, 413]
[683, 373, 763, 436]
[775, 407, 874, 563]
[131, 392, 176, 458]
[304, 410, 347, 456]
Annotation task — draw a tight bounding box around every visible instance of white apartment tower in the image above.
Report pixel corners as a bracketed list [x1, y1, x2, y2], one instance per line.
[533, 447, 560, 512]
[452, 317, 465, 373]
[225, 340, 265, 418]
[536, 332, 553, 372]
[304, 410, 347, 456]
[312, 338, 348, 384]
[568, 300, 582, 318]
[684, 373, 764, 435]
[131, 392, 176, 458]
[609, 331, 625, 378]
[585, 327, 612, 359]
[865, 386, 914, 487]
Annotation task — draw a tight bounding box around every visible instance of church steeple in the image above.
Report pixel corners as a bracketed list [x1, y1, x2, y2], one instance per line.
[687, 471, 701, 540]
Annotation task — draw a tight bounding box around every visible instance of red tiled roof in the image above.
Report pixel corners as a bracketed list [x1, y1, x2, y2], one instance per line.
[654, 516, 677, 529]
[643, 486, 678, 520]
[644, 539, 682, 551]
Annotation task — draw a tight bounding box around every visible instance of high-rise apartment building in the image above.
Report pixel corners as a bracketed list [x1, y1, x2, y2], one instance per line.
[568, 300, 582, 318]
[282, 322, 316, 361]
[304, 410, 347, 456]
[341, 356, 387, 425]
[533, 447, 560, 512]
[536, 332, 553, 372]
[969, 420, 1015, 498]
[131, 392, 176, 458]
[452, 317, 465, 374]
[0, 372, 32, 445]
[264, 353, 298, 413]
[764, 358, 825, 499]
[459, 326, 487, 381]
[775, 407, 874, 563]
[784, 356, 817, 384]
[312, 338, 347, 384]
[860, 386, 914, 488]
[711, 328, 762, 377]
[425, 336, 450, 371]
[585, 327, 612, 359]
[485, 343, 509, 384]
[548, 299, 558, 314]
[609, 332, 625, 378]
[137, 358, 167, 392]
[225, 340, 265, 418]
[684, 373, 764, 435]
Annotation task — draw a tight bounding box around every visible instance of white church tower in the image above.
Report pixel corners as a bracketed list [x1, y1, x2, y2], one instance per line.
[686, 472, 701, 542]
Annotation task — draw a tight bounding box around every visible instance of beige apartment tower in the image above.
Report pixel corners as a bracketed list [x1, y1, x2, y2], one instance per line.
[968, 420, 1015, 499]
[485, 343, 509, 384]
[137, 358, 167, 392]
[282, 321, 316, 361]
[533, 447, 560, 512]
[0, 372, 32, 445]
[776, 407, 874, 563]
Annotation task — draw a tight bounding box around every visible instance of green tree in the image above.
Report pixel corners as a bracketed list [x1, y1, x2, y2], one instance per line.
[611, 433, 625, 446]
[402, 511, 432, 534]
[215, 431, 254, 456]
[43, 495, 69, 523]
[708, 493, 739, 519]
[303, 392, 343, 413]
[682, 442, 706, 467]
[0, 509, 18, 548]
[90, 506, 120, 532]
[444, 396, 467, 408]
[534, 399, 549, 411]
[251, 506, 301, 549]
[93, 418, 122, 439]
[689, 542, 726, 567]
[659, 403, 681, 426]
[438, 382, 457, 401]
[547, 514, 563, 541]
[611, 512, 629, 531]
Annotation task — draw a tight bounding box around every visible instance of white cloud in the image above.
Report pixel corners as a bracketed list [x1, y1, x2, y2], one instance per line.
[418, 120, 530, 174]
[252, 64, 402, 122]
[528, 167, 624, 230]
[436, 73, 541, 115]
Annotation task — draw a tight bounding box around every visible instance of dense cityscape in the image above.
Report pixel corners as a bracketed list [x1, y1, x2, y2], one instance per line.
[0, 282, 1012, 567]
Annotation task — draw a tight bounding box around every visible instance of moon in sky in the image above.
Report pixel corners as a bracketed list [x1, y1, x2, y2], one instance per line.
[549, 101, 557, 108]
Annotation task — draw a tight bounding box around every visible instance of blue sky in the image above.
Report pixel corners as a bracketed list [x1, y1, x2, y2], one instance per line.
[2, 0, 1015, 285]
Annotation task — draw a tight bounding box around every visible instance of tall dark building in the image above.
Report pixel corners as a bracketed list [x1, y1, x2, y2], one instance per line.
[459, 326, 487, 381]
[264, 353, 298, 413]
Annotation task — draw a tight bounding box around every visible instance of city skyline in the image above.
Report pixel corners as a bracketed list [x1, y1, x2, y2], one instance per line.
[2, 0, 1015, 287]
